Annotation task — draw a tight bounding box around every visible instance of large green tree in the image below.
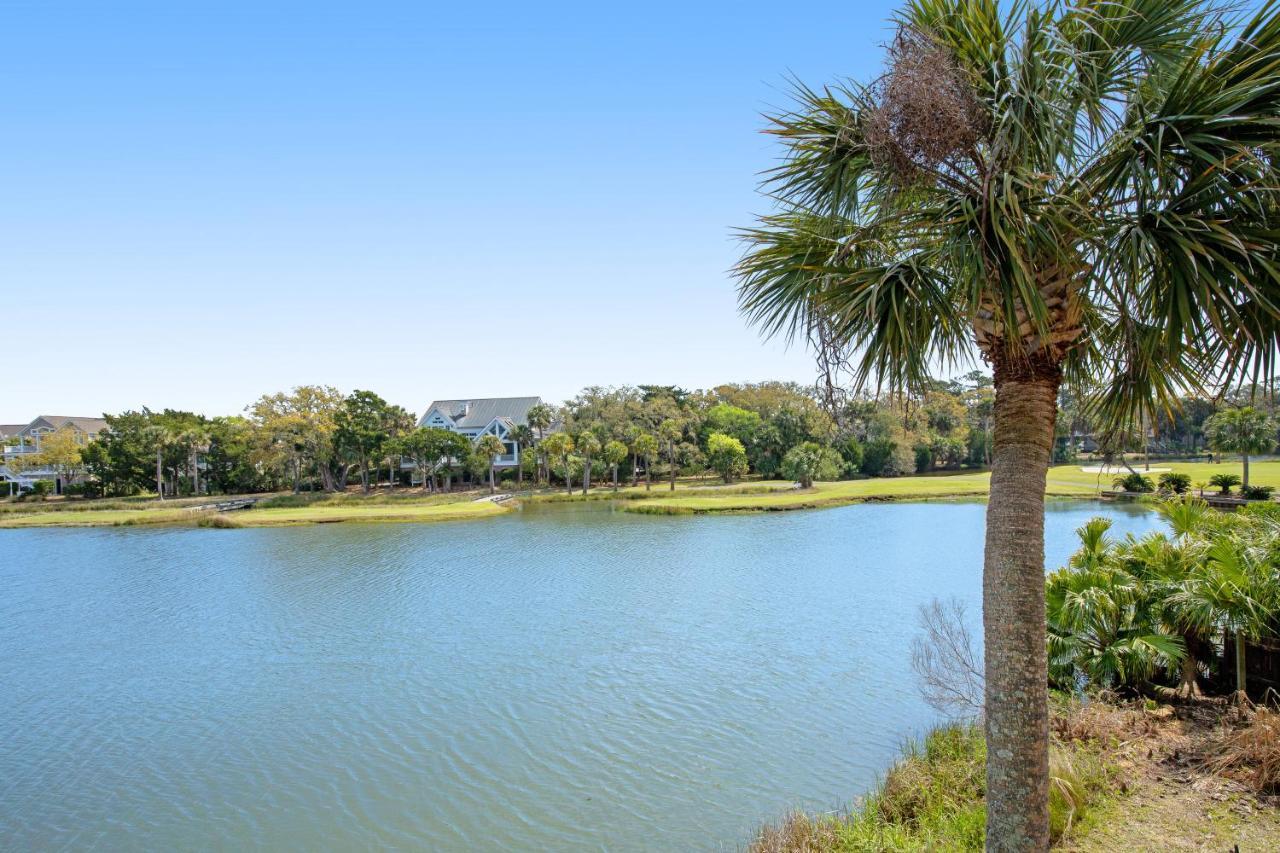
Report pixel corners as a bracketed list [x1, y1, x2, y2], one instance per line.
[735, 2, 1280, 846]
[335, 390, 398, 493]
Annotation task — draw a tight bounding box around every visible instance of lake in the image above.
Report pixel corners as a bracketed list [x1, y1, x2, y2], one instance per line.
[0, 500, 1160, 851]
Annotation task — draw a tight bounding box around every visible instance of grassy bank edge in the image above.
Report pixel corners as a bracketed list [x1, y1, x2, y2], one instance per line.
[749, 714, 1118, 852]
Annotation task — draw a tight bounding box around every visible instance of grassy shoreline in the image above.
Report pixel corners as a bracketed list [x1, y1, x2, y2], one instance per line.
[3, 460, 1277, 529]
[0, 490, 512, 529]
[749, 698, 1280, 852]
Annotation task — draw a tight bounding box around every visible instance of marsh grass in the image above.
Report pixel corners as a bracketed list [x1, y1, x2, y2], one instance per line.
[748, 722, 1114, 852]
[196, 514, 243, 529]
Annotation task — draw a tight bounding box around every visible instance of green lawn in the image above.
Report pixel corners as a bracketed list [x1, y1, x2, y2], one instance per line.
[625, 459, 1280, 515]
[4, 458, 1276, 526]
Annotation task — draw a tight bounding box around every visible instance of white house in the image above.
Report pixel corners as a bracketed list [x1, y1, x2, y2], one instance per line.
[1, 415, 108, 494]
[415, 397, 544, 470]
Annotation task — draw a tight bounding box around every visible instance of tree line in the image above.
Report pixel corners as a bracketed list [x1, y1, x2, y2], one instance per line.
[11, 375, 1279, 502]
[11, 376, 1001, 499]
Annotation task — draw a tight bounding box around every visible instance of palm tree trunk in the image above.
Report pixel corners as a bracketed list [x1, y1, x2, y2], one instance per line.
[613, 465, 619, 492]
[983, 359, 1060, 852]
[564, 461, 572, 494]
[1243, 454, 1250, 489]
[156, 448, 164, 501]
[670, 446, 677, 491]
[582, 457, 590, 494]
[489, 464, 495, 494]
[1177, 632, 1201, 698]
[1235, 631, 1248, 698]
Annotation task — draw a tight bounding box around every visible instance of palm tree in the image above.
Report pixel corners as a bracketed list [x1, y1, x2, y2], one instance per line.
[527, 403, 554, 485]
[144, 424, 172, 500]
[576, 431, 601, 494]
[603, 439, 629, 491]
[659, 419, 684, 491]
[178, 426, 210, 497]
[541, 431, 574, 494]
[1204, 406, 1275, 488]
[512, 424, 535, 489]
[632, 433, 658, 491]
[734, 3, 1280, 845]
[475, 434, 506, 495]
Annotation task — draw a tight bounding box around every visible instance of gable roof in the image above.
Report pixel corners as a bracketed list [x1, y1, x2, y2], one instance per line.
[419, 397, 542, 430]
[0, 424, 25, 439]
[30, 416, 109, 435]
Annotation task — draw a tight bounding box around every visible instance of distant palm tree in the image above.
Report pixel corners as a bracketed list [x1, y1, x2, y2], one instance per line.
[659, 419, 684, 491]
[632, 433, 658, 491]
[475, 434, 506, 495]
[1204, 407, 1275, 488]
[541, 432, 575, 494]
[144, 424, 173, 500]
[734, 2, 1280, 842]
[178, 426, 209, 497]
[576, 431, 601, 494]
[603, 439, 629, 492]
[512, 424, 535, 489]
[527, 403, 554, 485]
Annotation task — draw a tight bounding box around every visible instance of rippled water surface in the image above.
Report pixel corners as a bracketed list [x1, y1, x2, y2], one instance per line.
[0, 500, 1160, 851]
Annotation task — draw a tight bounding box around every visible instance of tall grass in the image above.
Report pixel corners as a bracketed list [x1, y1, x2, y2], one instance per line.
[749, 722, 1112, 852]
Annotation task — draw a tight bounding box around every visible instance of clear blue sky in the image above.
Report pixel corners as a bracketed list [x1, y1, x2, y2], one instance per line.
[2, 0, 901, 421]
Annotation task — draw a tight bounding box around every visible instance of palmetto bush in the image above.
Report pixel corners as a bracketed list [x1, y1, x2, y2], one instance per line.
[1111, 472, 1154, 493]
[1157, 472, 1192, 495]
[1208, 472, 1242, 494]
[1051, 501, 1280, 699]
[1047, 519, 1184, 690]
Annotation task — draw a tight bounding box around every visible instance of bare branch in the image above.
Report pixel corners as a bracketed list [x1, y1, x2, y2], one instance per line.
[910, 597, 985, 719]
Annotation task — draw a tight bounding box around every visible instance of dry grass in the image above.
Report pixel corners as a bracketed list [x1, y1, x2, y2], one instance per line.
[750, 811, 845, 853]
[1203, 706, 1280, 793]
[1050, 694, 1162, 746]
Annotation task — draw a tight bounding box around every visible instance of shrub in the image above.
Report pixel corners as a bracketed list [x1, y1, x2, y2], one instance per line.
[780, 442, 843, 488]
[835, 437, 864, 477]
[1111, 472, 1154, 493]
[1156, 472, 1191, 494]
[706, 432, 748, 484]
[17, 480, 55, 502]
[197, 513, 242, 529]
[1208, 472, 1242, 494]
[1243, 484, 1275, 501]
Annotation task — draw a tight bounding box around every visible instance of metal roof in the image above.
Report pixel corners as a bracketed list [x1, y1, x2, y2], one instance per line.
[418, 397, 542, 430]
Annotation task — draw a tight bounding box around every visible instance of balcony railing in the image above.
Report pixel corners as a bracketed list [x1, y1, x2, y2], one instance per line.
[2, 444, 38, 456]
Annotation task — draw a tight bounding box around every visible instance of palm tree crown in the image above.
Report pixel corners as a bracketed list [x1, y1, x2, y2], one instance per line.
[737, 0, 1280, 416]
